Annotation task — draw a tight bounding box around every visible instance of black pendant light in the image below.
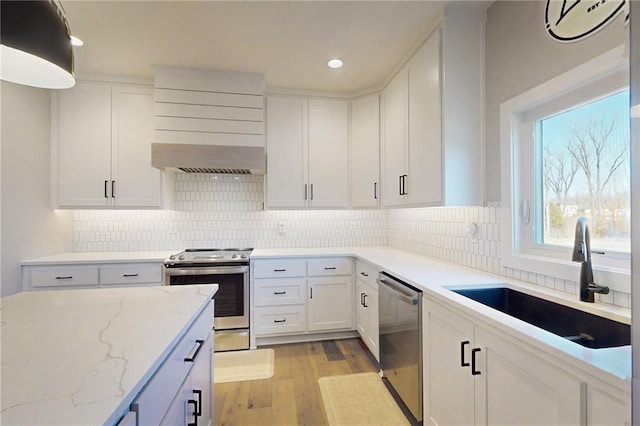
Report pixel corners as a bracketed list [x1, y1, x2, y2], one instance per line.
[0, 0, 75, 89]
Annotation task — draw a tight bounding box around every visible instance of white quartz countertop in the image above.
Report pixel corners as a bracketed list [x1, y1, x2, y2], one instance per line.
[21, 251, 176, 265]
[0, 284, 216, 425]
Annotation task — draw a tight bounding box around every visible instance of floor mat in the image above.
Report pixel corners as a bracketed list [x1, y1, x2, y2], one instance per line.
[213, 348, 274, 384]
[318, 372, 410, 426]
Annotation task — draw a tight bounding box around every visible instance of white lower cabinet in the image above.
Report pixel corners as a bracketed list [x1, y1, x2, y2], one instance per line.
[22, 262, 163, 291]
[355, 261, 379, 360]
[131, 300, 213, 426]
[252, 257, 354, 342]
[424, 296, 630, 425]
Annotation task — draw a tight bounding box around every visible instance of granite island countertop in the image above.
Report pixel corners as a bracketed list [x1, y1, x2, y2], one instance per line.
[0, 284, 216, 425]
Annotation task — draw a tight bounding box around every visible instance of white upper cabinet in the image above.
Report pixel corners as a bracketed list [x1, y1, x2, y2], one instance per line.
[381, 9, 484, 207]
[350, 93, 380, 208]
[266, 96, 349, 209]
[54, 80, 161, 208]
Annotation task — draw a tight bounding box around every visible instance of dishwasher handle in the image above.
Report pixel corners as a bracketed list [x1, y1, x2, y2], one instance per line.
[377, 277, 421, 306]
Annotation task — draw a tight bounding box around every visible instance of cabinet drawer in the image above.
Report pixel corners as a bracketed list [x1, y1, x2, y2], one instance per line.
[307, 258, 352, 276]
[252, 259, 306, 278]
[134, 299, 213, 426]
[356, 261, 378, 290]
[100, 263, 162, 285]
[254, 278, 306, 306]
[254, 305, 306, 335]
[29, 266, 99, 288]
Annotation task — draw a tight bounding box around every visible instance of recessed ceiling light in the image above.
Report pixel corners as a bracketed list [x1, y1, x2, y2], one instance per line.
[328, 59, 343, 69]
[70, 35, 84, 47]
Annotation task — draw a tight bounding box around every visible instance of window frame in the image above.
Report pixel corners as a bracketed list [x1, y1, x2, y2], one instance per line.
[500, 45, 631, 294]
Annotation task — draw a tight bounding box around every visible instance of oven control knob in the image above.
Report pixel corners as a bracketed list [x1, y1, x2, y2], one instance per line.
[232, 254, 239, 259]
[241, 254, 247, 259]
[169, 255, 176, 260]
[179, 254, 185, 260]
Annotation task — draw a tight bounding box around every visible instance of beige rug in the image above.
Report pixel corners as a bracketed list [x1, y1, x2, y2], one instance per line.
[318, 372, 411, 426]
[213, 348, 275, 384]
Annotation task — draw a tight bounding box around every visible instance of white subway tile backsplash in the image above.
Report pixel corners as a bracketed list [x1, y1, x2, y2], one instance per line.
[73, 175, 629, 308]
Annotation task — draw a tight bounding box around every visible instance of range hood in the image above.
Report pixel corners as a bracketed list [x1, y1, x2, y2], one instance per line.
[151, 66, 266, 175]
[152, 143, 265, 175]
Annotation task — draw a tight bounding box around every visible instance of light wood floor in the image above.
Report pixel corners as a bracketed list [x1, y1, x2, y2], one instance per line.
[214, 338, 379, 426]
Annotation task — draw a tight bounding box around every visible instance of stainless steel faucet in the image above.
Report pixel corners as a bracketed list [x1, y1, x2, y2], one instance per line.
[572, 217, 609, 302]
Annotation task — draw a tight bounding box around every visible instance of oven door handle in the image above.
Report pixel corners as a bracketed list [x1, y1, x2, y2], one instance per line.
[165, 265, 249, 277]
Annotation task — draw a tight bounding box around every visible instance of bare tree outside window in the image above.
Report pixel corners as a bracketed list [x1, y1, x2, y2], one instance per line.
[538, 90, 630, 253]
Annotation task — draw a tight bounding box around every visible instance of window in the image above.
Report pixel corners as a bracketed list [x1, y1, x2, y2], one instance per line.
[501, 46, 631, 288]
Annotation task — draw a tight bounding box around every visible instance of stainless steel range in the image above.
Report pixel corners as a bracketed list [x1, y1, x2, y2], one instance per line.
[164, 248, 252, 352]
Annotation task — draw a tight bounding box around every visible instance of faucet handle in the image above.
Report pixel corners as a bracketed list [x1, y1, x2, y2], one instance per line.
[587, 282, 609, 295]
[591, 250, 605, 255]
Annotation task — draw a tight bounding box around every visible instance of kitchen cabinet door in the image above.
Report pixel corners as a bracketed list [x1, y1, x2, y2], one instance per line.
[265, 96, 307, 208]
[308, 99, 349, 208]
[474, 326, 585, 425]
[111, 85, 161, 207]
[407, 30, 442, 205]
[189, 333, 213, 426]
[57, 81, 112, 207]
[423, 301, 475, 426]
[350, 93, 380, 208]
[307, 276, 353, 332]
[381, 69, 408, 207]
[356, 278, 379, 361]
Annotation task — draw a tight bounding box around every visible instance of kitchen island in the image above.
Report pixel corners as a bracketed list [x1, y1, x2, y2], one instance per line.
[0, 284, 216, 425]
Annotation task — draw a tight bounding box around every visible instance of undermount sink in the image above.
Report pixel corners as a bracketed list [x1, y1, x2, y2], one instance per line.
[451, 287, 630, 349]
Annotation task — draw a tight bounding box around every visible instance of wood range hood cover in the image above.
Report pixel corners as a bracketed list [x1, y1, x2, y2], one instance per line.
[151, 143, 265, 175]
[151, 65, 266, 175]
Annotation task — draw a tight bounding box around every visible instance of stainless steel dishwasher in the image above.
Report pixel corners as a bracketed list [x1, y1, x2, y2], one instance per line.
[377, 271, 423, 424]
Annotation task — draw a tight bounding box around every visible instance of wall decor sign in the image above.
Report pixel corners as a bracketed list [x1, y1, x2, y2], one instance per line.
[545, 0, 628, 42]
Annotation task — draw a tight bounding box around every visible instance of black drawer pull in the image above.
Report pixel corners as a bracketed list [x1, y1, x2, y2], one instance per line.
[274, 268, 286, 272]
[471, 347, 481, 375]
[274, 319, 287, 323]
[184, 339, 205, 362]
[111, 180, 116, 198]
[362, 294, 368, 308]
[122, 273, 139, 277]
[274, 291, 287, 295]
[324, 267, 337, 270]
[55, 276, 73, 280]
[104, 180, 108, 198]
[360, 272, 369, 277]
[460, 341, 470, 367]
[187, 399, 198, 426]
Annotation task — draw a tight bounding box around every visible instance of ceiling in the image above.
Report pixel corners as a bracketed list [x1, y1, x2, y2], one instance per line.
[63, 1, 449, 93]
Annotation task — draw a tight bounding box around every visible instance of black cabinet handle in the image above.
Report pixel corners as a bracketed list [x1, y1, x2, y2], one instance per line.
[360, 272, 369, 277]
[192, 390, 202, 416]
[310, 287, 313, 299]
[471, 347, 481, 375]
[399, 175, 403, 196]
[362, 293, 368, 308]
[460, 341, 470, 367]
[274, 319, 286, 323]
[184, 339, 205, 362]
[324, 267, 336, 270]
[310, 183, 314, 200]
[304, 184, 308, 200]
[360, 292, 365, 306]
[374, 182, 378, 200]
[122, 273, 139, 277]
[401, 175, 408, 195]
[104, 180, 108, 198]
[274, 268, 286, 272]
[273, 291, 287, 295]
[111, 180, 115, 198]
[187, 399, 198, 426]
[55, 276, 73, 280]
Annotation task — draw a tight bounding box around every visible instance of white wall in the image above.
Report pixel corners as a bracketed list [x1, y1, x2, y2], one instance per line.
[484, 0, 627, 200]
[1, 82, 73, 297]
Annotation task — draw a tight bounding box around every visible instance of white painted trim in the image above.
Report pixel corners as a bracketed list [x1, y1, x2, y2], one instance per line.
[500, 45, 630, 293]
